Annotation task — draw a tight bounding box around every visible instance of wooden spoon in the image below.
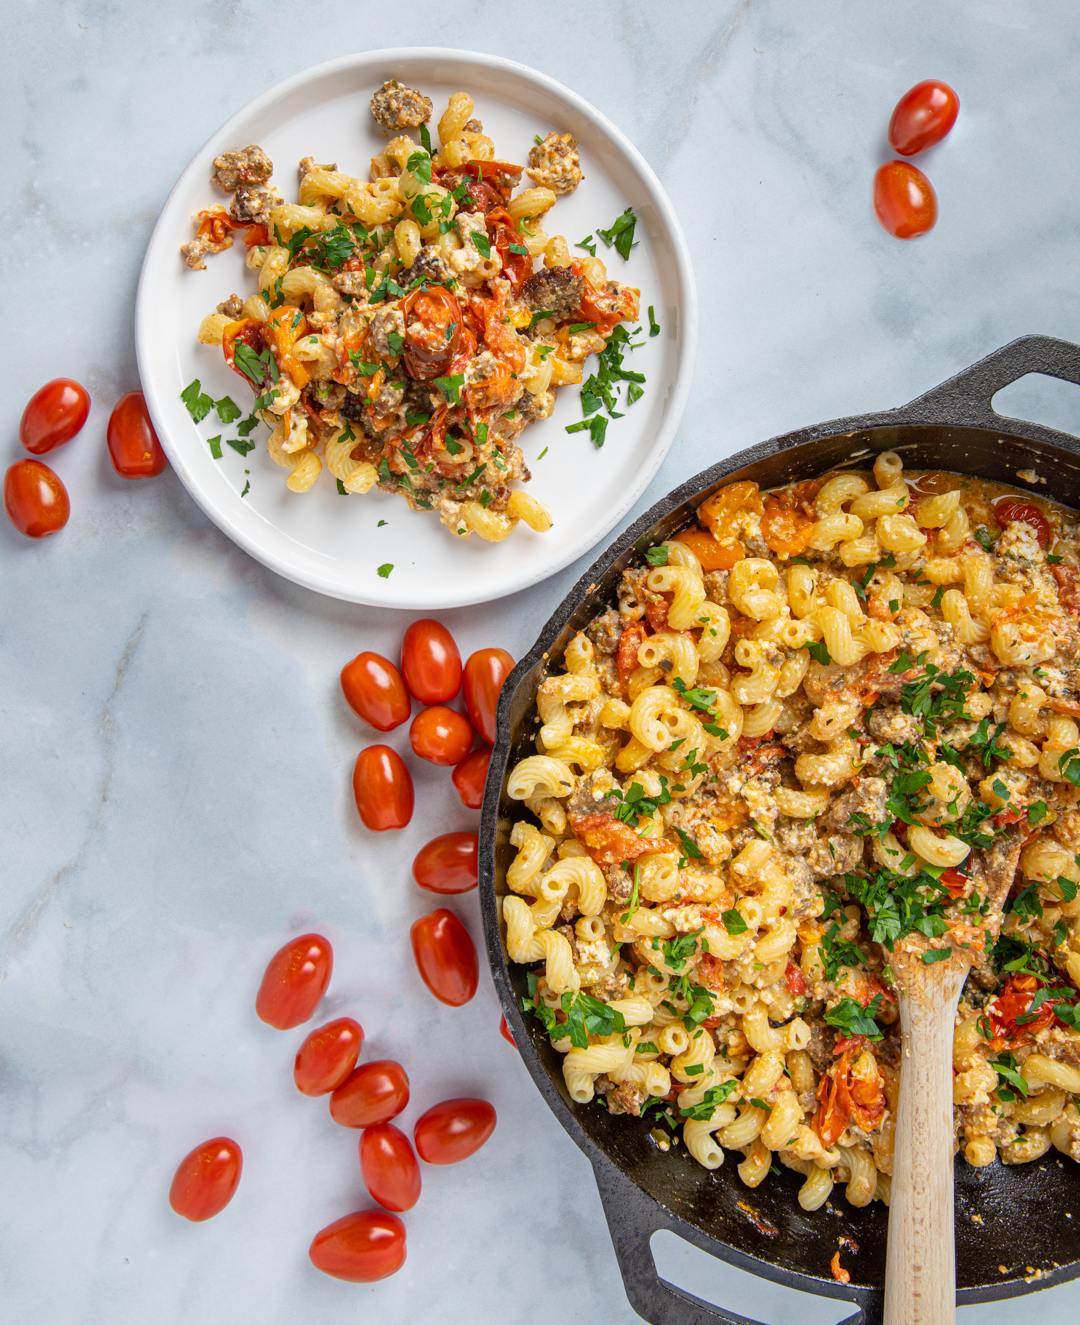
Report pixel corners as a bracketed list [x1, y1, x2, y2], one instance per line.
[883, 842, 1019, 1325]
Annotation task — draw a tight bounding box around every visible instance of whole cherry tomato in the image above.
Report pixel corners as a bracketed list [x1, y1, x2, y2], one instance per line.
[309, 1210, 406, 1282]
[888, 80, 960, 156]
[412, 832, 479, 894]
[401, 619, 462, 704]
[410, 908, 478, 1006]
[169, 1137, 243, 1221]
[500, 1014, 516, 1047]
[873, 161, 937, 239]
[4, 460, 70, 539]
[340, 652, 410, 731]
[19, 379, 91, 454]
[106, 391, 168, 478]
[452, 746, 491, 810]
[353, 745, 414, 831]
[359, 1123, 422, 1212]
[414, 1098, 497, 1164]
[994, 497, 1052, 549]
[462, 648, 514, 744]
[409, 705, 474, 766]
[294, 1017, 364, 1096]
[255, 933, 333, 1030]
[330, 1060, 410, 1128]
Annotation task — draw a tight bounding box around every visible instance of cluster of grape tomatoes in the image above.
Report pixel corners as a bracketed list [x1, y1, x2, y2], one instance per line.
[873, 79, 959, 239]
[169, 931, 497, 1282]
[344, 621, 516, 1008]
[6, 379, 167, 538]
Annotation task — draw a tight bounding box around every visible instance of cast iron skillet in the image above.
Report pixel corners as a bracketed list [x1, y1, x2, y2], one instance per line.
[480, 336, 1080, 1325]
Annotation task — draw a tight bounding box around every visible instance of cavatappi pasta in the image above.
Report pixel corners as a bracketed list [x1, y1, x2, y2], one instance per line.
[183, 82, 638, 540]
[505, 458, 1080, 1209]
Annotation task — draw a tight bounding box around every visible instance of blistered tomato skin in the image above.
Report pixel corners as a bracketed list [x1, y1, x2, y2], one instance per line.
[255, 933, 333, 1030]
[19, 379, 91, 454]
[500, 1015, 516, 1047]
[873, 161, 937, 239]
[352, 745, 414, 831]
[994, 498, 1052, 548]
[401, 619, 462, 704]
[888, 80, 960, 156]
[330, 1060, 410, 1128]
[4, 460, 70, 538]
[294, 1017, 364, 1096]
[412, 832, 479, 894]
[462, 648, 514, 745]
[359, 1123, 422, 1212]
[409, 706, 474, 766]
[309, 1210, 406, 1282]
[451, 746, 491, 810]
[106, 391, 169, 478]
[414, 1098, 497, 1164]
[340, 653, 410, 731]
[410, 909, 479, 1006]
[169, 1137, 243, 1221]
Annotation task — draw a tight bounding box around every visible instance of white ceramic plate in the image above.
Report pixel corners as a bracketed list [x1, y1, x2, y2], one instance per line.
[136, 49, 696, 608]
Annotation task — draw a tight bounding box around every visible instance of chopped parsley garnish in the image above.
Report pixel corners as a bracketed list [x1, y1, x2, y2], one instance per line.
[386, 330, 404, 356]
[528, 308, 555, 329]
[226, 437, 255, 457]
[419, 123, 432, 154]
[661, 929, 703, 974]
[969, 718, 1010, 767]
[215, 396, 241, 423]
[605, 777, 671, 827]
[539, 990, 629, 1049]
[645, 545, 669, 566]
[679, 1079, 739, 1120]
[721, 907, 748, 936]
[509, 242, 529, 256]
[992, 1052, 1028, 1102]
[377, 563, 393, 578]
[596, 207, 638, 260]
[575, 234, 597, 256]
[377, 519, 387, 528]
[802, 639, 832, 665]
[444, 437, 463, 456]
[567, 321, 599, 335]
[406, 150, 432, 185]
[974, 527, 994, 551]
[472, 231, 492, 259]
[236, 414, 261, 437]
[435, 373, 465, 404]
[565, 416, 608, 447]
[620, 864, 642, 925]
[457, 463, 487, 490]
[336, 479, 348, 495]
[206, 434, 222, 459]
[648, 305, 660, 337]
[671, 677, 718, 715]
[233, 342, 269, 387]
[673, 825, 703, 864]
[922, 947, 952, 964]
[181, 379, 214, 423]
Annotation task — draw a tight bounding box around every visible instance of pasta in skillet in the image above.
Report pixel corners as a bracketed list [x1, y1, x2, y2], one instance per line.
[506, 457, 1080, 1210]
[183, 80, 639, 540]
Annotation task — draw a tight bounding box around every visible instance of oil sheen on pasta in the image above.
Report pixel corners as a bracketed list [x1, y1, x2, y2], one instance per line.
[185, 84, 639, 542]
[505, 458, 1080, 1212]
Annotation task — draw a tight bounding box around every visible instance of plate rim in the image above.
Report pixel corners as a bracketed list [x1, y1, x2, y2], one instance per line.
[135, 46, 698, 609]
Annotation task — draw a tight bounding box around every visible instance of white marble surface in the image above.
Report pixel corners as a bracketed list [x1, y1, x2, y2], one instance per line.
[5, 3, 1080, 1322]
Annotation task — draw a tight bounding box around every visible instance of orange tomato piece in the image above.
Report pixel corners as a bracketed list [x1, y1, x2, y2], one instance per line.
[265, 305, 312, 389]
[698, 481, 762, 540]
[674, 528, 745, 570]
[761, 496, 814, 558]
[569, 813, 674, 867]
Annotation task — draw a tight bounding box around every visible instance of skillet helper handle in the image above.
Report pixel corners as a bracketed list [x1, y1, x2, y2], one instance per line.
[902, 333, 1080, 432]
[592, 1161, 878, 1325]
[883, 976, 966, 1325]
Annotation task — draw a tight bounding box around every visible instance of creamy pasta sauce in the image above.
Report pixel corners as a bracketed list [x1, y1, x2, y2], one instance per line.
[504, 455, 1080, 1211]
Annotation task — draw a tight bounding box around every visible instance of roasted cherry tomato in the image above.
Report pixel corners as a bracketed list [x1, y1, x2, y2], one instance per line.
[255, 933, 333, 1030]
[761, 496, 814, 559]
[294, 1017, 364, 1096]
[359, 1123, 422, 1212]
[401, 287, 463, 380]
[4, 460, 70, 539]
[412, 832, 479, 894]
[410, 908, 478, 1006]
[309, 1210, 406, 1282]
[409, 705, 474, 766]
[106, 391, 168, 478]
[19, 379, 91, 454]
[451, 746, 491, 810]
[499, 1014, 516, 1047]
[401, 619, 462, 704]
[673, 528, 744, 571]
[169, 1137, 243, 1221]
[414, 1098, 496, 1164]
[888, 80, 960, 156]
[873, 161, 937, 239]
[487, 207, 531, 291]
[994, 498, 1052, 549]
[340, 652, 410, 730]
[330, 1060, 410, 1128]
[352, 745, 414, 831]
[462, 648, 514, 745]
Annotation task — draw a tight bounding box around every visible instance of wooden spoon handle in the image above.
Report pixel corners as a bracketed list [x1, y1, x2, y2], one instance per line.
[884, 976, 965, 1325]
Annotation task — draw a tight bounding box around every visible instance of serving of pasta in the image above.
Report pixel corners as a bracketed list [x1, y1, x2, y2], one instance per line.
[502, 454, 1080, 1215]
[183, 79, 640, 542]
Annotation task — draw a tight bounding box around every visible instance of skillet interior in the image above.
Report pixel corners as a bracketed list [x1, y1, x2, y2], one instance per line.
[484, 414, 1080, 1316]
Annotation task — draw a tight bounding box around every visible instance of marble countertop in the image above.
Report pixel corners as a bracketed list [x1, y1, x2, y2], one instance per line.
[6, 2, 1080, 1321]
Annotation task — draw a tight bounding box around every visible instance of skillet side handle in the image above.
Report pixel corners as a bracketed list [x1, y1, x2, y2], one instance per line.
[901, 334, 1080, 432]
[591, 1160, 879, 1325]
